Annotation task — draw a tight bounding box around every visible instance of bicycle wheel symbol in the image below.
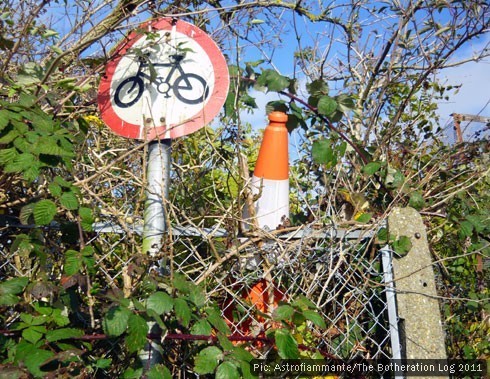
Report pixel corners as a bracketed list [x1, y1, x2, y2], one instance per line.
[113, 61, 210, 108]
[173, 73, 209, 105]
[114, 76, 144, 108]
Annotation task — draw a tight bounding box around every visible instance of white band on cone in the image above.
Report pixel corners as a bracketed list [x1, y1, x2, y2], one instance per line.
[243, 175, 289, 230]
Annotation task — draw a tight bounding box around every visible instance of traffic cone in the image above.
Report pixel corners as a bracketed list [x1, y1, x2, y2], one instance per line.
[243, 111, 289, 230]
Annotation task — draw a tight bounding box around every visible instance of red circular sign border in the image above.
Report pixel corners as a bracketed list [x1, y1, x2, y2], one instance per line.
[98, 18, 229, 140]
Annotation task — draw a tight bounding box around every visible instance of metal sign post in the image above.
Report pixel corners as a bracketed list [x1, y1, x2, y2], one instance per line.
[97, 17, 229, 372]
[142, 140, 171, 256]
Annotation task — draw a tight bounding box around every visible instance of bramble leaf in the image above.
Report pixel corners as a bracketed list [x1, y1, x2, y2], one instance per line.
[317, 96, 337, 116]
[275, 328, 299, 358]
[103, 306, 130, 337]
[146, 292, 173, 315]
[33, 200, 57, 225]
[194, 346, 223, 374]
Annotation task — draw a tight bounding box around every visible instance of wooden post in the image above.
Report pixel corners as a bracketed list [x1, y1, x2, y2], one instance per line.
[452, 113, 464, 144]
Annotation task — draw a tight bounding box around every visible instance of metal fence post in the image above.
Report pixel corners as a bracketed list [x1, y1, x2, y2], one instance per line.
[381, 245, 404, 379]
[140, 139, 171, 370]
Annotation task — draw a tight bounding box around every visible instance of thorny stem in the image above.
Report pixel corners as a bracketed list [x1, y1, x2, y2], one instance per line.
[238, 75, 370, 165]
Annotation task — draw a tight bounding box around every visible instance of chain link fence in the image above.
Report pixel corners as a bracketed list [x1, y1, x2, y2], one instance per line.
[1, 212, 398, 377]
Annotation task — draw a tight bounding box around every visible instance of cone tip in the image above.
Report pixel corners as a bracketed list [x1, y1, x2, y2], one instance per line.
[268, 111, 288, 123]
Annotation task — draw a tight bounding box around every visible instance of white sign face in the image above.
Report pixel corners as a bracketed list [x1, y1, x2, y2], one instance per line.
[98, 18, 229, 140]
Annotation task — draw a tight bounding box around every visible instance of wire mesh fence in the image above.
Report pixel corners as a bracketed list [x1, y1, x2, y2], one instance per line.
[167, 223, 394, 363]
[0, 214, 397, 377]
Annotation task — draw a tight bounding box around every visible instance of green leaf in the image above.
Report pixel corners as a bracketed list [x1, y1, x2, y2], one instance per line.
[0, 147, 17, 164]
[393, 235, 412, 256]
[10, 234, 34, 257]
[82, 246, 95, 272]
[306, 79, 329, 97]
[103, 306, 130, 337]
[0, 109, 13, 131]
[409, 192, 425, 210]
[18, 203, 34, 225]
[64, 250, 82, 275]
[79, 207, 94, 231]
[377, 227, 388, 243]
[147, 364, 172, 379]
[23, 348, 54, 377]
[256, 69, 289, 92]
[272, 305, 295, 321]
[386, 168, 405, 189]
[239, 361, 254, 379]
[51, 308, 70, 327]
[465, 215, 485, 233]
[232, 346, 254, 362]
[33, 200, 57, 225]
[292, 295, 316, 310]
[224, 91, 237, 120]
[286, 114, 302, 133]
[22, 164, 40, 182]
[317, 96, 337, 116]
[274, 328, 299, 358]
[4, 152, 36, 175]
[216, 361, 240, 379]
[146, 291, 174, 315]
[35, 139, 73, 157]
[13, 136, 31, 153]
[191, 319, 212, 336]
[217, 332, 234, 351]
[172, 274, 192, 294]
[126, 314, 148, 353]
[302, 309, 326, 329]
[194, 346, 223, 374]
[50, 46, 63, 55]
[335, 94, 356, 113]
[338, 141, 347, 157]
[0, 293, 19, 306]
[94, 358, 112, 369]
[0, 277, 28, 295]
[45, 328, 83, 342]
[355, 212, 372, 223]
[0, 129, 19, 144]
[206, 306, 230, 334]
[60, 191, 79, 210]
[54, 175, 72, 188]
[123, 367, 144, 378]
[188, 286, 206, 307]
[265, 100, 289, 114]
[362, 162, 382, 176]
[241, 94, 258, 109]
[312, 139, 335, 165]
[22, 326, 46, 344]
[174, 298, 191, 327]
[459, 221, 474, 238]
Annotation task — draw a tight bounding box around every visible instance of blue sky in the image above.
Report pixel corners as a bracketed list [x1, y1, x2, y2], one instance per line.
[238, 14, 490, 144]
[436, 33, 490, 141]
[43, 1, 489, 144]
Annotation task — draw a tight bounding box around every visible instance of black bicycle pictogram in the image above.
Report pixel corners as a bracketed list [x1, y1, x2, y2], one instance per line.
[114, 54, 209, 108]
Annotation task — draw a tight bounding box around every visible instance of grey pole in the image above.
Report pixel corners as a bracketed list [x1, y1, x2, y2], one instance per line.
[140, 139, 171, 370]
[142, 139, 171, 256]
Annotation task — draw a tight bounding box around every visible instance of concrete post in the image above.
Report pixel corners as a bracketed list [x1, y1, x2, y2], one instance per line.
[388, 207, 448, 379]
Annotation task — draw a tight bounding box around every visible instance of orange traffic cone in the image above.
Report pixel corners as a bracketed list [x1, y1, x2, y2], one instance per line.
[244, 111, 289, 230]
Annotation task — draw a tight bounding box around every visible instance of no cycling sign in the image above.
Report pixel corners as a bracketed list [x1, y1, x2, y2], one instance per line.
[98, 18, 229, 140]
